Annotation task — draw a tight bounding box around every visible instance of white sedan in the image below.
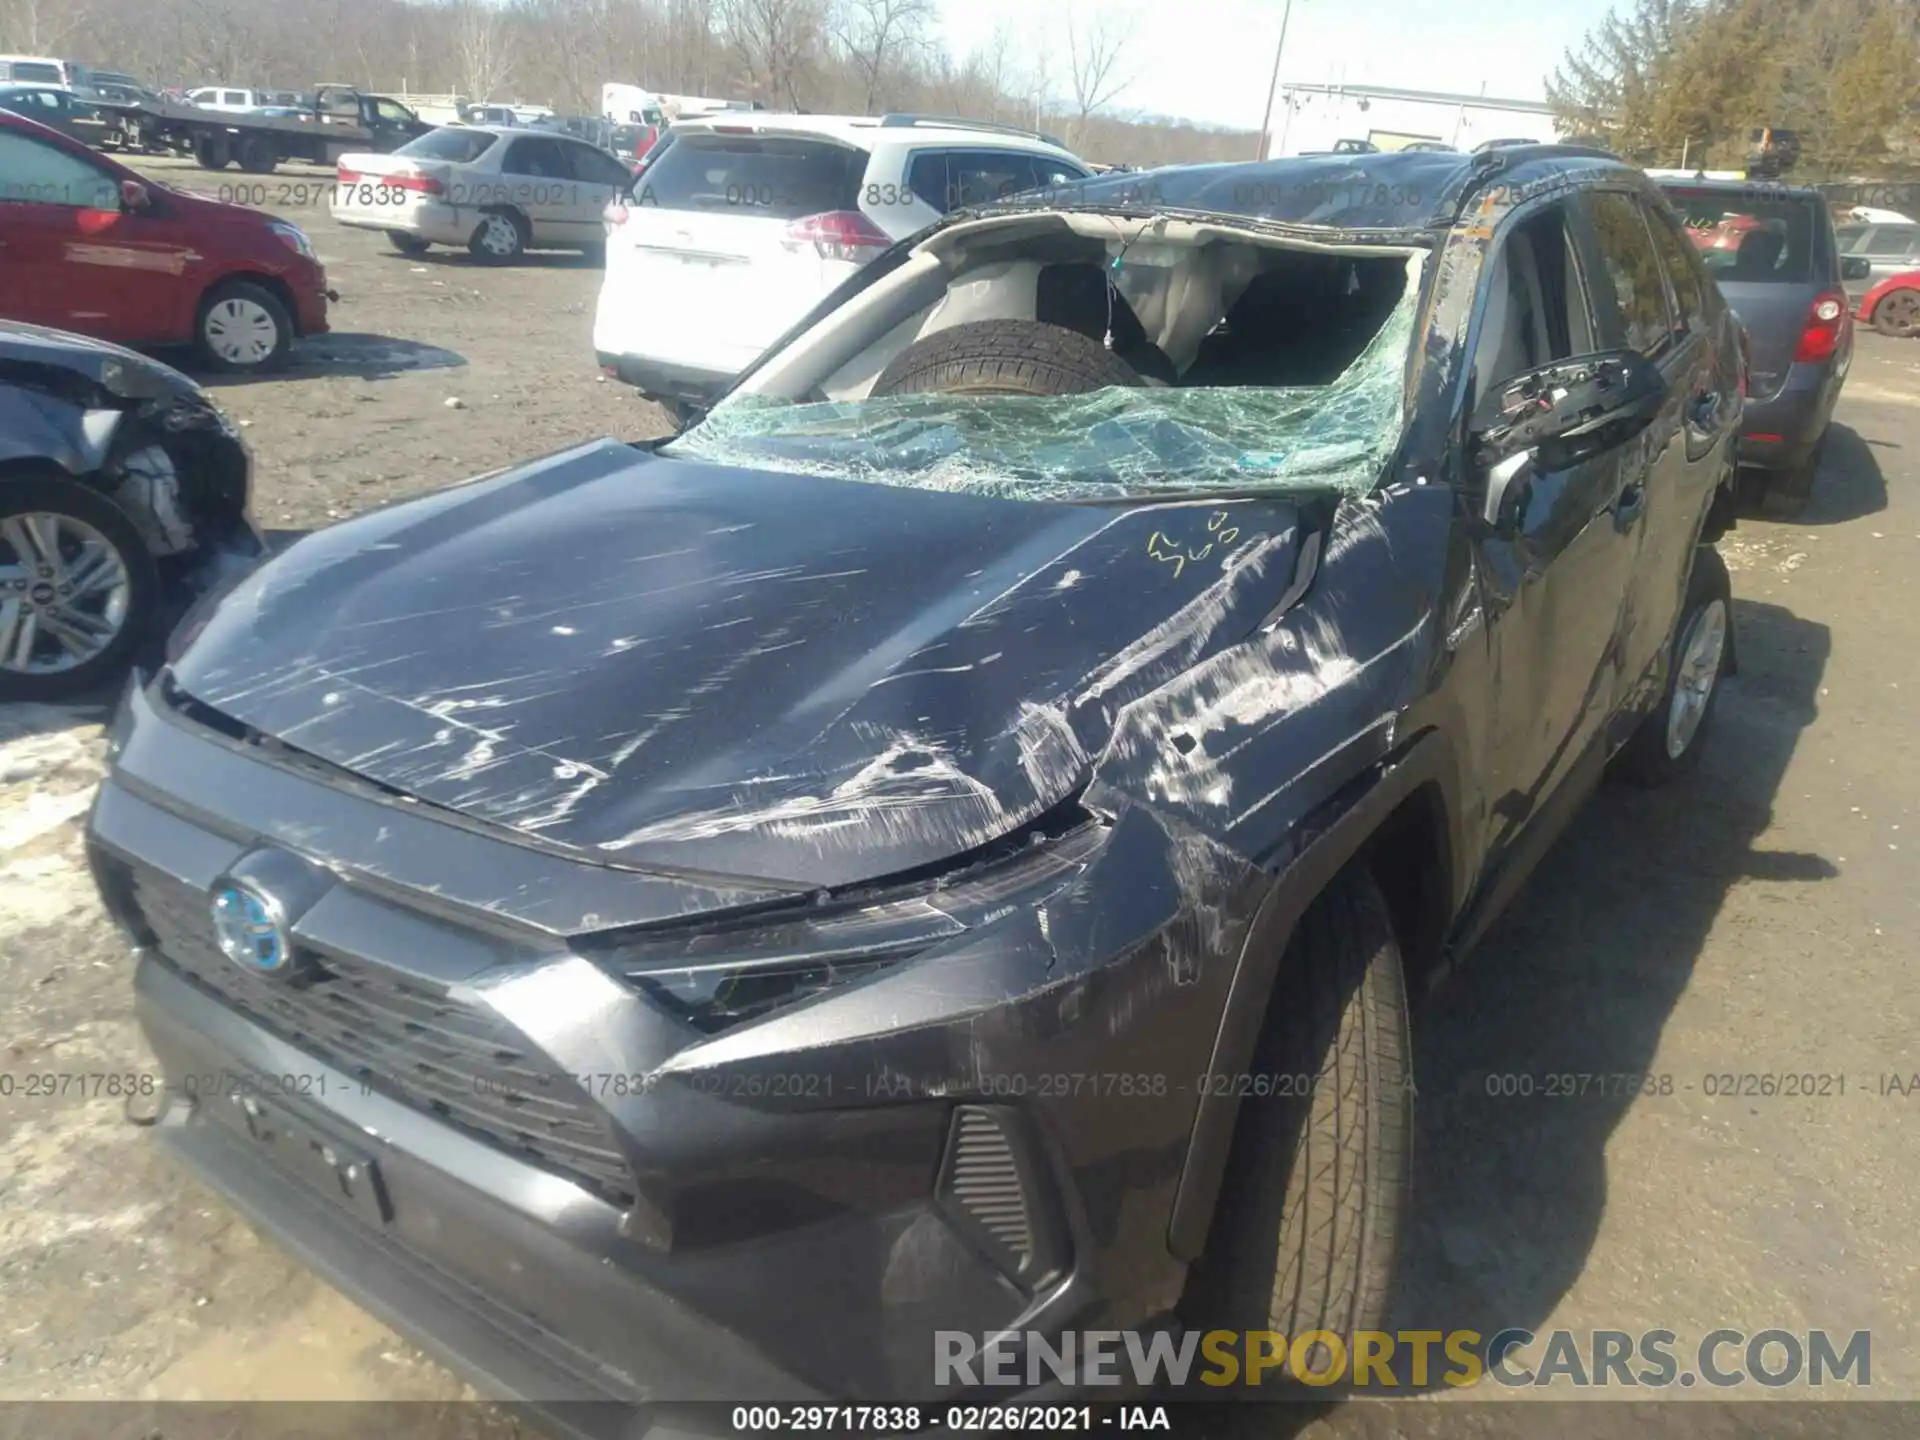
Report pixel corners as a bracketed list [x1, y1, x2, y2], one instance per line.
[330, 125, 634, 262]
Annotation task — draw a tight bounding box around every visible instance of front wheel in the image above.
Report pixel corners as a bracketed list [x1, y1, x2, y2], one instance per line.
[387, 231, 432, 256]
[1618, 545, 1732, 785]
[1183, 865, 1412, 1359]
[0, 475, 159, 702]
[195, 280, 293, 373]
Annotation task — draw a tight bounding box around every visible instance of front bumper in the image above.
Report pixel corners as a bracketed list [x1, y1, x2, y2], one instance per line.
[294, 261, 332, 336]
[135, 958, 799, 1433]
[86, 674, 1264, 1406]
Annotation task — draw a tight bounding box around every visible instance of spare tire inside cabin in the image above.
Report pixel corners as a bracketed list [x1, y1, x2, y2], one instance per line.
[869, 319, 1147, 398]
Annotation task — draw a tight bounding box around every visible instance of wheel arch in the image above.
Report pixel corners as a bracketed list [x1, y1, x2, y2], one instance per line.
[0, 382, 117, 476]
[476, 203, 530, 236]
[1165, 724, 1461, 1261]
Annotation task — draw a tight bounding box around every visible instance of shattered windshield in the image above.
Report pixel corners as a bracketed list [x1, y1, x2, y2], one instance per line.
[663, 253, 1423, 501]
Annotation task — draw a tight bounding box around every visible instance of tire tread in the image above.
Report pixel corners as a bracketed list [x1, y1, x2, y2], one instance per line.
[871, 320, 1145, 397]
[1190, 866, 1412, 1358]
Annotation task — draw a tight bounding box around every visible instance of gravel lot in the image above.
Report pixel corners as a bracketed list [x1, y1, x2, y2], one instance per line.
[1, 157, 1915, 1435]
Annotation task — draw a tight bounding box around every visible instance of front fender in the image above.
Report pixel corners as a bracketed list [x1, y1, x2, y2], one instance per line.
[0, 385, 124, 477]
[1164, 723, 1463, 1261]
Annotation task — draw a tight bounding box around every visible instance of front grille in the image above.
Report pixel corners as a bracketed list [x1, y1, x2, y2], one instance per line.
[124, 861, 637, 1207]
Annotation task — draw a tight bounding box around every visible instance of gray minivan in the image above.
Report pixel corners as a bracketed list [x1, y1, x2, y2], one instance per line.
[1658, 179, 1861, 517]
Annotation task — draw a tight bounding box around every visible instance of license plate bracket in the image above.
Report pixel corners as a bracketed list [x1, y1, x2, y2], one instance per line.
[219, 1088, 393, 1226]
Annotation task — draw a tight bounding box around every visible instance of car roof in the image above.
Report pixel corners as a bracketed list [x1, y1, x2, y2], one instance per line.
[999, 144, 1644, 237]
[669, 112, 1080, 158]
[455, 124, 595, 141]
[1653, 175, 1825, 200]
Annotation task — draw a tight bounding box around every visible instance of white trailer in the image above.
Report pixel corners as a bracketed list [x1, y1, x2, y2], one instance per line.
[1270, 82, 1563, 158]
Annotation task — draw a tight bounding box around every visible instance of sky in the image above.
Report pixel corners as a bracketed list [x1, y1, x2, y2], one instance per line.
[935, 0, 1622, 132]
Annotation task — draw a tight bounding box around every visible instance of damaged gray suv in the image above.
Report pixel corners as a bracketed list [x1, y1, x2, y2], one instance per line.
[86, 143, 1742, 1422]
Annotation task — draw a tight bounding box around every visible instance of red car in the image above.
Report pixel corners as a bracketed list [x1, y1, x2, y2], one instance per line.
[1857, 268, 1920, 337]
[0, 110, 333, 372]
[1682, 211, 1767, 254]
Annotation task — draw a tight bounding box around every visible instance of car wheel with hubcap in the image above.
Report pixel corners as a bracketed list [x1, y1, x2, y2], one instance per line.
[0, 476, 159, 702]
[469, 210, 526, 263]
[195, 281, 293, 373]
[1183, 865, 1412, 1369]
[1618, 545, 1733, 784]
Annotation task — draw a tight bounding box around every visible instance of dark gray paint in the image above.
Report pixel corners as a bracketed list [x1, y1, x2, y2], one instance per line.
[87, 147, 1746, 1414]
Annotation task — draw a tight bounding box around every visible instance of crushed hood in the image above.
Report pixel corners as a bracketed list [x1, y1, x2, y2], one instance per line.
[171, 440, 1303, 888]
[0, 321, 206, 404]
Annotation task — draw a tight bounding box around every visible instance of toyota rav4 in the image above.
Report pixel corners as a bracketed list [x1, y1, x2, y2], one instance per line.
[87, 143, 1742, 1429]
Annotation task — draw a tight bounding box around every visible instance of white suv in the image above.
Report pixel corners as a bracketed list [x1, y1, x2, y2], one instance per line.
[591, 113, 1093, 417]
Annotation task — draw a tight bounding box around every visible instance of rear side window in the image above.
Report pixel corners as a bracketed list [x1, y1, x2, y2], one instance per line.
[397, 127, 497, 163]
[1859, 224, 1920, 258]
[1659, 186, 1816, 284]
[908, 150, 1057, 211]
[501, 136, 570, 177]
[1643, 204, 1712, 333]
[5, 62, 63, 83]
[1589, 192, 1676, 355]
[634, 133, 864, 218]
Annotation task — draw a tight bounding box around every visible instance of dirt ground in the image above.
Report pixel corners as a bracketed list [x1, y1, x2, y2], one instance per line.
[1, 156, 1916, 1436]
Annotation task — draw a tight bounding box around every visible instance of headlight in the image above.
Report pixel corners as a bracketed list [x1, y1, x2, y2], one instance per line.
[582, 805, 1103, 1034]
[269, 221, 315, 259]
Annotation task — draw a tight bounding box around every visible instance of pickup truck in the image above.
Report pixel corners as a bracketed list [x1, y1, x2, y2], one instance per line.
[103, 85, 430, 173]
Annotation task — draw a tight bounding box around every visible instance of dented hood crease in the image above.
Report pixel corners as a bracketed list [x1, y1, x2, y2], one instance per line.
[172, 440, 1302, 888]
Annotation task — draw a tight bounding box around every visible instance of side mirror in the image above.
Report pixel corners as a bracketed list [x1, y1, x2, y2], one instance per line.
[1469, 349, 1668, 526]
[1842, 255, 1872, 282]
[120, 179, 151, 213]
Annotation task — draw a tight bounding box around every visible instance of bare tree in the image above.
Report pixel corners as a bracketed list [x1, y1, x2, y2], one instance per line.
[451, 0, 515, 103]
[1023, 32, 1054, 132]
[835, 0, 935, 111]
[49, 0, 1271, 166]
[966, 18, 1018, 124]
[1066, 3, 1136, 144]
[0, 0, 87, 54]
[721, 0, 823, 107]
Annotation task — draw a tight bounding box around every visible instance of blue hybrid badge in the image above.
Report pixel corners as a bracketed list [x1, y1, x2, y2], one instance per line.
[211, 884, 289, 974]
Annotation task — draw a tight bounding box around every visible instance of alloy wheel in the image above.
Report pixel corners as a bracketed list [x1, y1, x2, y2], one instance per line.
[0, 512, 133, 675]
[1665, 597, 1728, 759]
